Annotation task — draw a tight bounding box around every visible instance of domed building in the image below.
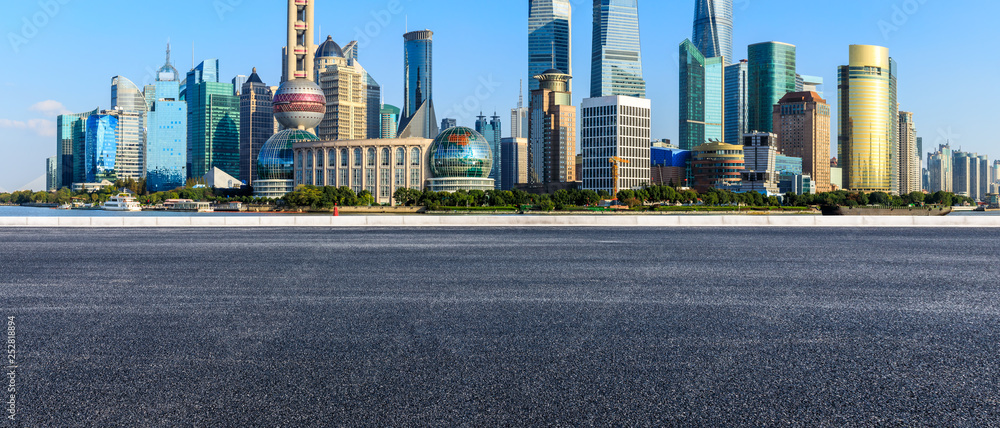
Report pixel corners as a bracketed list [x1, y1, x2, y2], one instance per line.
[426, 126, 495, 192]
[255, 129, 319, 199]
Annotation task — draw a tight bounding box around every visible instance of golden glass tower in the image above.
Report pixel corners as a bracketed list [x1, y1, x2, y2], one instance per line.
[837, 45, 898, 194]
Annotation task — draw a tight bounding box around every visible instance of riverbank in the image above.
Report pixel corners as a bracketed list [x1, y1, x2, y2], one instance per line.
[2, 215, 1000, 227]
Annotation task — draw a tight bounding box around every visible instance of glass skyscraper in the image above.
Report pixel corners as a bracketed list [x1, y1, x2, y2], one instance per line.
[239, 68, 273, 186]
[186, 59, 240, 179]
[724, 60, 748, 145]
[399, 30, 436, 139]
[692, 0, 733, 63]
[590, 0, 645, 98]
[475, 113, 503, 189]
[366, 74, 382, 139]
[748, 42, 797, 134]
[528, 0, 572, 92]
[85, 114, 118, 183]
[56, 108, 99, 188]
[679, 40, 724, 150]
[838, 45, 898, 194]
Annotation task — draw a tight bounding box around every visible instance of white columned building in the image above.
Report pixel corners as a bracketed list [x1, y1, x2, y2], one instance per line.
[581, 96, 651, 195]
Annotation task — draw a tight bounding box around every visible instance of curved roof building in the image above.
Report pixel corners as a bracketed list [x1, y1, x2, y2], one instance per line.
[427, 127, 495, 192]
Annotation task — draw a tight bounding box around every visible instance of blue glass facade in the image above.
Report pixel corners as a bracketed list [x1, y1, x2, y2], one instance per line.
[748, 42, 797, 133]
[590, 0, 645, 98]
[475, 113, 503, 188]
[680, 40, 723, 150]
[187, 60, 240, 179]
[693, 0, 733, 63]
[529, 0, 572, 92]
[403, 30, 433, 124]
[705, 57, 725, 143]
[85, 115, 118, 182]
[725, 61, 748, 145]
[146, 80, 187, 192]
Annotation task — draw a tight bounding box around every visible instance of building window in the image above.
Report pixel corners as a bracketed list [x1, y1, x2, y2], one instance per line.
[396, 148, 405, 167]
[411, 148, 420, 166]
[410, 169, 420, 188]
[367, 148, 376, 168]
[341, 149, 348, 167]
[354, 148, 362, 167]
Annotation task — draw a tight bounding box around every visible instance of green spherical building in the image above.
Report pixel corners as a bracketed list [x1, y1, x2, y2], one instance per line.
[427, 127, 495, 192]
[254, 129, 319, 198]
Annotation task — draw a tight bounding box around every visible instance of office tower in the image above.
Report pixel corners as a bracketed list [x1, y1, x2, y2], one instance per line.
[238, 68, 273, 186]
[748, 42, 796, 134]
[927, 144, 953, 192]
[838, 45, 898, 194]
[440, 118, 457, 131]
[56, 108, 99, 188]
[500, 137, 528, 190]
[773, 91, 832, 192]
[85, 114, 118, 182]
[897, 111, 919, 194]
[476, 112, 503, 189]
[398, 30, 438, 139]
[724, 60, 748, 146]
[529, 69, 576, 185]
[795, 74, 824, 98]
[232, 75, 248, 96]
[740, 132, 780, 195]
[528, 0, 572, 92]
[979, 155, 990, 200]
[679, 40, 724, 150]
[342, 41, 359, 61]
[511, 80, 529, 139]
[692, 141, 743, 192]
[581, 95, 651, 195]
[145, 45, 188, 192]
[46, 157, 57, 191]
[952, 150, 972, 197]
[109, 75, 147, 181]
[993, 160, 1000, 187]
[366, 75, 382, 139]
[692, 0, 733, 62]
[380, 104, 400, 139]
[186, 59, 240, 179]
[315, 36, 369, 141]
[590, 0, 645, 98]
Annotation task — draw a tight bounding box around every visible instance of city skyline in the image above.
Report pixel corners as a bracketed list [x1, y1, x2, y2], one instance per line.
[0, 0, 994, 191]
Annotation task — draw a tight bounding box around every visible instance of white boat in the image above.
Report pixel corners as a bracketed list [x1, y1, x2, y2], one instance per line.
[102, 193, 142, 212]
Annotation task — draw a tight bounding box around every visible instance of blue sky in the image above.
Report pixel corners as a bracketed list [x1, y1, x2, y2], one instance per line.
[0, 0, 992, 191]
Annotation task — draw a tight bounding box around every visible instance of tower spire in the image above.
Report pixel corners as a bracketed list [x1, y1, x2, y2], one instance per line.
[165, 40, 171, 65]
[518, 79, 523, 109]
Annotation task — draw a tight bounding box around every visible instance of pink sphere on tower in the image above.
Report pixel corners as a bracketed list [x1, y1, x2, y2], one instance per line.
[272, 78, 325, 130]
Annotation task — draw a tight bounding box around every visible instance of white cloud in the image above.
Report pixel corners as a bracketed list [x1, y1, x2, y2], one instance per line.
[0, 118, 56, 137]
[29, 100, 72, 117]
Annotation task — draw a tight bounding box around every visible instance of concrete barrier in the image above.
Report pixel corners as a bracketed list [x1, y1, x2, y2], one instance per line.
[0, 215, 999, 228]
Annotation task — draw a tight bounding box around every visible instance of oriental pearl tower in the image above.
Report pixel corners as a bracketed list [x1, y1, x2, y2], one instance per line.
[255, 0, 325, 198]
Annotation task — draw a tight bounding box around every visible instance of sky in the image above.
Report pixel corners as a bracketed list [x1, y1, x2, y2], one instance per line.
[0, 0, 995, 191]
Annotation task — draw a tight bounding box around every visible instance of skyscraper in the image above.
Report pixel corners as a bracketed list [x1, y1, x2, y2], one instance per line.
[315, 36, 369, 141]
[56, 108, 99, 188]
[898, 111, 919, 195]
[500, 137, 528, 190]
[773, 91, 832, 193]
[380, 104, 400, 139]
[748, 42, 797, 134]
[581, 95, 651, 194]
[795, 74, 824, 98]
[927, 144, 953, 192]
[366, 74, 382, 139]
[186, 59, 241, 179]
[838, 45, 898, 194]
[529, 69, 576, 185]
[590, 0, 645, 98]
[679, 40, 724, 150]
[510, 80, 529, 139]
[239, 68, 273, 186]
[85, 114, 118, 183]
[528, 0, 572, 92]
[692, 0, 733, 63]
[476, 112, 503, 189]
[398, 30, 437, 139]
[46, 157, 57, 191]
[283, 0, 315, 82]
[724, 60, 748, 145]
[110, 76, 147, 181]
[145, 44, 187, 192]
[231, 75, 248, 96]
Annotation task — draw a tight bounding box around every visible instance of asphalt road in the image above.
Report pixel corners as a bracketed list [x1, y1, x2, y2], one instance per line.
[1, 227, 999, 426]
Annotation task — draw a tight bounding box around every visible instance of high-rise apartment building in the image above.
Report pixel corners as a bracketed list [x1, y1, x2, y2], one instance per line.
[399, 30, 437, 139]
[679, 40, 724, 150]
[838, 45, 898, 194]
[46, 157, 57, 191]
[239, 68, 273, 186]
[581, 95, 651, 195]
[590, 0, 645, 98]
[380, 104, 400, 139]
[529, 69, 576, 185]
[500, 137, 528, 190]
[145, 45, 187, 192]
[740, 132, 780, 195]
[315, 37, 369, 141]
[979, 155, 990, 200]
[692, 0, 733, 63]
[724, 60, 748, 145]
[953, 150, 973, 197]
[186, 59, 240, 179]
[897, 111, 919, 194]
[56, 108, 99, 188]
[927, 144, 953, 192]
[748, 42, 796, 134]
[529, 0, 572, 92]
[476, 113, 503, 189]
[773, 91, 831, 192]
